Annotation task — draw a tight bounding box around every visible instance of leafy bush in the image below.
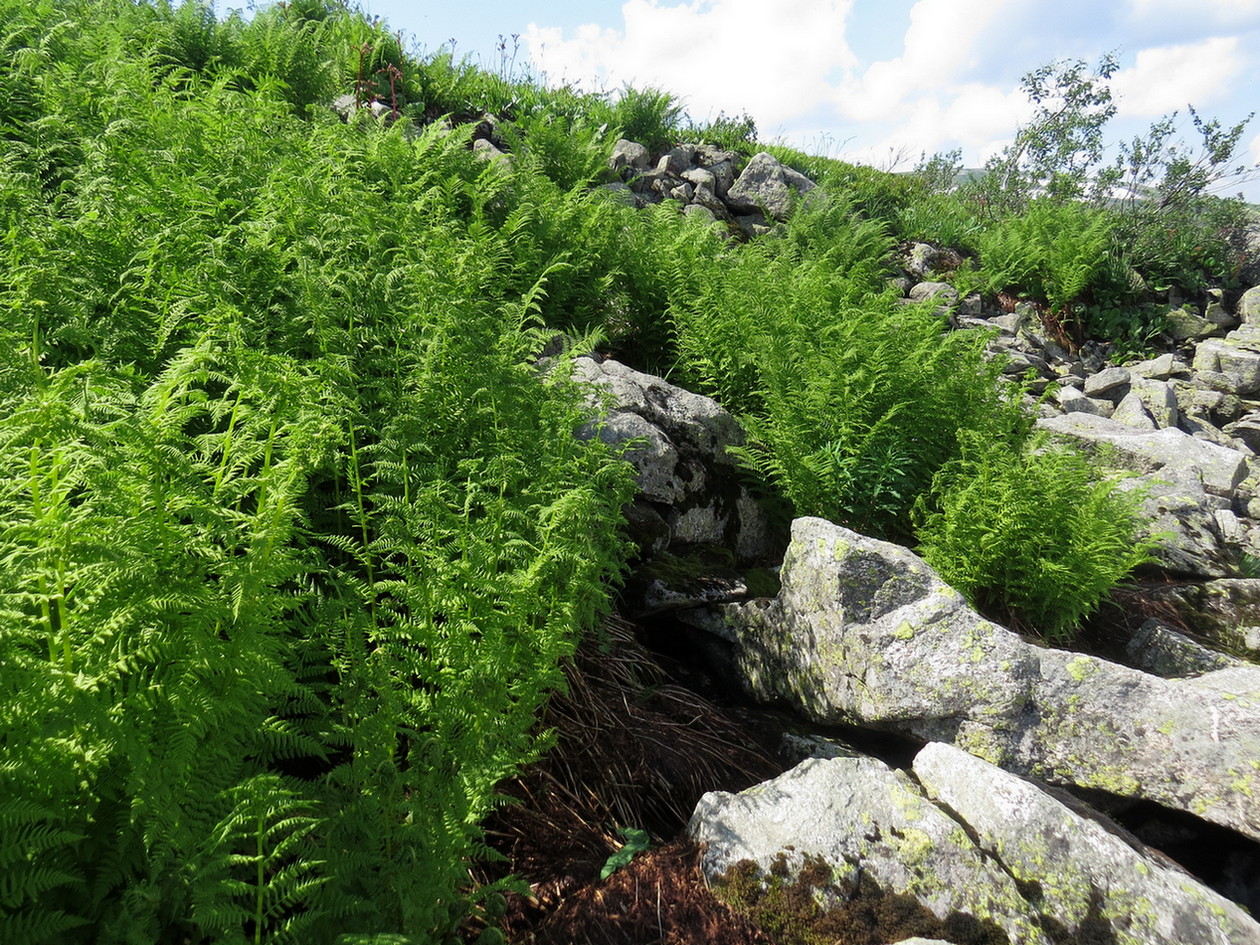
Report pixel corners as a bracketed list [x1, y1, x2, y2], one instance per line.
[914, 434, 1154, 641]
[0, 6, 637, 941]
[978, 198, 1115, 311]
[606, 85, 683, 153]
[670, 193, 1017, 540]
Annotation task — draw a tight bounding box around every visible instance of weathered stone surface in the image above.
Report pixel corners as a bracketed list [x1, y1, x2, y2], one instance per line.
[609, 137, 650, 173]
[1113, 470, 1234, 578]
[725, 151, 816, 221]
[1126, 619, 1246, 677]
[689, 752, 1052, 945]
[1193, 337, 1260, 394]
[1055, 384, 1112, 417]
[1083, 366, 1131, 399]
[908, 281, 959, 305]
[1238, 284, 1260, 324]
[572, 356, 776, 563]
[1127, 352, 1180, 380]
[1166, 308, 1220, 341]
[1036, 412, 1247, 496]
[1110, 390, 1158, 429]
[1147, 579, 1260, 659]
[683, 518, 1260, 840]
[914, 743, 1260, 945]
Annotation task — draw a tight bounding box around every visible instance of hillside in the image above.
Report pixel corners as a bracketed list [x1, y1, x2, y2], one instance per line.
[2, 2, 1259, 944]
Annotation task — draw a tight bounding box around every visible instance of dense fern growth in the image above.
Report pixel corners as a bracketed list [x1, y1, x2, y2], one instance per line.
[0, 2, 633, 942]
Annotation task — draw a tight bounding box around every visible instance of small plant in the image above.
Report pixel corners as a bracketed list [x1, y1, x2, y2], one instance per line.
[914, 433, 1155, 641]
[600, 827, 651, 879]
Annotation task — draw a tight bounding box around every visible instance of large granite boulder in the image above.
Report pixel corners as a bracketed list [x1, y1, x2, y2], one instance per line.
[913, 743, 1260, 945]
[689, 743, 1260, 945]
[682, 517, 1260, 841]
[724, 151, 816, 221]
[690, 750, 1052, 945]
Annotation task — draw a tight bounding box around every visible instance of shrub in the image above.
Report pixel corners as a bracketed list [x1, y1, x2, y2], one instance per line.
[913, 433, 1154, 641]
[977, 198, 1115, 313]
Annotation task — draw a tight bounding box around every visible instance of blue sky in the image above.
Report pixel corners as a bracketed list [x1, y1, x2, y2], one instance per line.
[348, 0, 1260, 200]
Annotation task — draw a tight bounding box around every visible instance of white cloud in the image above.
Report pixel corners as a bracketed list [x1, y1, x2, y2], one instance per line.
[834, 0, 1011, 122]
[524, 0, 858, 127]
[1111, 37, 1244, 117]
[1127, 0, 1260, 30]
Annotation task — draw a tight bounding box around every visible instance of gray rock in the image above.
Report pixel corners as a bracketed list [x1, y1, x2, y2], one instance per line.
[1225, 413, 1260, 452]
[1056, 385, 1113, 418]
[609, 138, 651, 173]
[1166, 308, 1220, 341]
[656, 143, 696, 176]
[1114, 470, 1233, 578]
[572, 357, 775, 564]
[1111, 390, 1158, 429]
[1036, 412, 1248, 496]
[914, 742, 1260, 945]
[1239, 285, 1260, 324]
[1127, 352, 1180, 380]
[684, 518, 1260, 840]
[1126, 619, 1246, 677]
[901, 242, 964, 279]
[689, 752, 1052, 945]
[1147, 579, 1260, 659]
[1193, 337, 1260, 394]
[724, 151, 817, 221]
[1083, 365, 1131, 399]
[681, 166, 715, 190]
[908, 281, 959, 306]
[1176, 383, 1244, 424]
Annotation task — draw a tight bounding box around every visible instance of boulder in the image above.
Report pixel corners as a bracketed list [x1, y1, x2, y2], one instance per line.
[690, 742, 1260, 945]
[1083, 365, 1131, 400]
[908, 281, 959, 306]
[724, 151, 817, 221]
[682, 517, 1260, 841]
[1192, 336, 1260, 394]
[913, 743, 1260, 945]
[1055, 384, 1113, 418]
[689, 751, 1052, 945]
[1146, 579, 1260, 660]
[1113, 470, 1234, 578]
[1036, 412, 1247, 496]
[1126, 619, 1247, 677]
[572, 356, 778, 566]
[1239, 284, 1260, 324]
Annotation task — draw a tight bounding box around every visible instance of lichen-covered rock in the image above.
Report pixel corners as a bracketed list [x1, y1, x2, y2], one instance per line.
[1113, 470, 1234, 578]
[724, 151, 816, 221]
[682, 518, 1260, 841]
[913, 743, 1260, 945]
[1193, 336, 1260, 394]
[1126, 619, 1247, 677]
[689, 751, 1051, 945]
[1036, 412, 1248, 496]
[1145, 579, 1260, 660]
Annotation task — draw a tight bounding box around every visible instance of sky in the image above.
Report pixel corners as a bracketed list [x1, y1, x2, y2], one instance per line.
[347, 0, 1260, 201]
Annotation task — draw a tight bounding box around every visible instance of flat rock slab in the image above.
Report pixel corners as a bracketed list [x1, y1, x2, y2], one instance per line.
[685, 517, 1260, 841]
[1036, 412, 1247, 496]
